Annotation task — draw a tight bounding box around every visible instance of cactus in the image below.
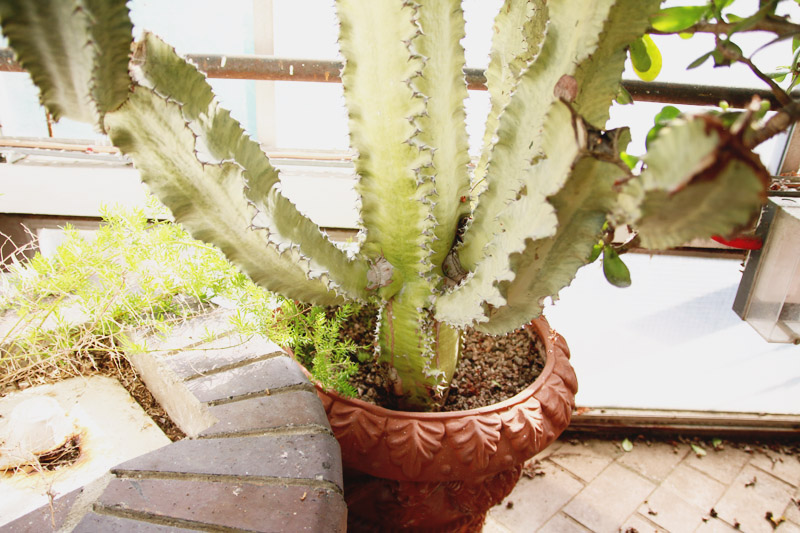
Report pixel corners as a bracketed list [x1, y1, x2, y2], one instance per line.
[1, 0, 772, 410]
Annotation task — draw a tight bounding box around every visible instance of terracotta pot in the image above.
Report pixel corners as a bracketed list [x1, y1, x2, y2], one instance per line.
[312, 317, 578, 532]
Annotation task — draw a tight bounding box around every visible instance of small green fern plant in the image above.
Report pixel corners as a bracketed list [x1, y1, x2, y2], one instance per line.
[0, 204, 361, 395]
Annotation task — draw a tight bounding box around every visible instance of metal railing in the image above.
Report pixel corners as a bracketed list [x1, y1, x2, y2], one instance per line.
[0, 48, 789, 109]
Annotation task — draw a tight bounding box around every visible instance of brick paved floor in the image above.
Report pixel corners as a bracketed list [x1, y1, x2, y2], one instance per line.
[484, 437, 800, 533]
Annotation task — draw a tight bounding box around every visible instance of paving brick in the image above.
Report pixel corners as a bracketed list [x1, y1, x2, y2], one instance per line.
[97, 477, 346, 533]
[684, 445, 751, 485]
[776, 521, 800, 533]
[186, 355, 309, 403]
[163, 335, 283, 380]
[487, 460, 584, 532]
[113, 434, 343, 489]
[695, 517, 742, 532]
[73, 512, 197, 532]
[201, 390, 329, 436]
[537, 512, 591, 532]
[129, 309, 236, 352]
[785, 489, 800, 524]
[618, 512, 661, 533]
[548, 439, 622, 483]
[714, 464, 796, 533]
[638, 484, 707, 532]
[563, 462, 655, 533]
[661, 462, 727, 512]
[617, 441, 689, 483]
[482, 515, 512, 533]
[0, 486, 82, 532]
[750, 448, 800, 488]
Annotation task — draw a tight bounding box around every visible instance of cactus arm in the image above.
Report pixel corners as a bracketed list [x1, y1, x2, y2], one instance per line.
[478, 158, 625, 334]
[459, 0, 616, 271]
[84, 0, 133, 116]
[337, 0, 451, 409]
[573, 0, 662, 128]
[0, 0, 131, 125]
[133, 34, 369, 301]
[617, 116, 769, 250]
[471, 0, 548, 197]
[438, 0, 663, 330]
[103, 86, 343, 305]
[435, 102, 581, 327]
[413, 0, 471, 277]
[336, 0, 433, 271]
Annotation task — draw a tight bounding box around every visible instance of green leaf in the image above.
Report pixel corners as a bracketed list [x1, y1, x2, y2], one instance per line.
[615, 84, 633, 105]
[691, 443, 707, 457]
[650, 6, 707, 33]
[631, 35, 662, 82]
[629, 36, 651, 72]
[645, 105, 681, 148]
[712, 39, 742, 67]
[588, 242, 604, 263]
[712, 438, 723, 449]
[602, 246, 631, 288]
[621, 438, 634, 452]
[687, 51, 713, 70]
[620, 151, 640, 170]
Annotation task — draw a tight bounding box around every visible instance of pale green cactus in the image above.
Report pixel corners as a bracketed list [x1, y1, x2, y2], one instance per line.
[0, 0, 771, 409]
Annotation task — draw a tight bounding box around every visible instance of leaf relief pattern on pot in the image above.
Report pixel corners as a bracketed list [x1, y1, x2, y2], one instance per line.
[445, 415, 503, 471]
[536, 374, 576, 434]
[500, 397, 544, 453]
[385, 418, 445, 478]
[550, 333, 578, 394]
[328, 401, 386, 454]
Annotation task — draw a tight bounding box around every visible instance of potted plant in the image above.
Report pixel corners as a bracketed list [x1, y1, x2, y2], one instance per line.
[2, 0, 793, 529]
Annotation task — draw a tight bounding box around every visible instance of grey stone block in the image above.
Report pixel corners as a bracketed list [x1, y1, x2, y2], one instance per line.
[113, 434, 343, 489]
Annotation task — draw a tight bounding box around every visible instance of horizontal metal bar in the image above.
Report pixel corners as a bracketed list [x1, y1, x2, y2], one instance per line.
[1, 48, 791, 108]
[569, 407, 800, 440]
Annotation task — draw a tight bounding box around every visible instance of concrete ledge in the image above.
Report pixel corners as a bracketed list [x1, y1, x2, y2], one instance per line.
[2, 310, 346, 532]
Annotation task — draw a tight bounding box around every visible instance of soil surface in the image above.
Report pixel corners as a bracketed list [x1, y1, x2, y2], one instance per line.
[340, 306, 545, 411]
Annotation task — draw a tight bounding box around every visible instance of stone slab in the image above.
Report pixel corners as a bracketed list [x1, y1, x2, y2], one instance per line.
[538, 512, 591, 532]
[548, 439, 623, 483]
[0, 377, 169, 527]
[563, 462, 656, 533]
[0, 485, 82, 532]
[126, 309, 236, 353]
[73, 512, 198, 532]
[638, 484, 707, 532]
[616, 441, 689, 483]
[185, 355, 309, 403]
[113, 433, 342, 489]
[201, 390, 329, 437]
[161, 335, 283, 381]
[97, 477, 346, 532]
[714, 464, 796, 533]
[750, 448, 800, 488]
[661, 461, 727, 512]
[488, 460, 584, 532]
[683, 444, 752, 485]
